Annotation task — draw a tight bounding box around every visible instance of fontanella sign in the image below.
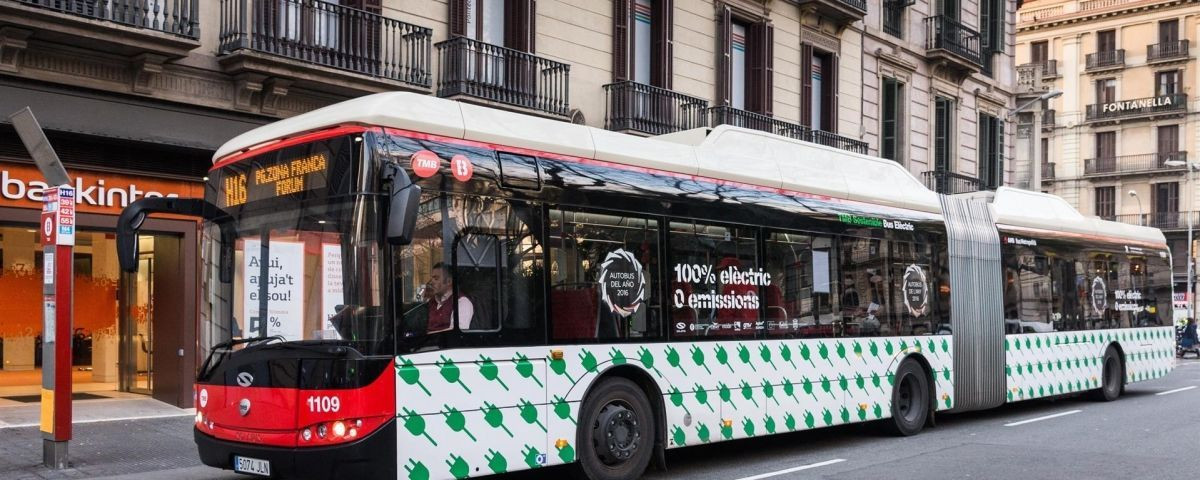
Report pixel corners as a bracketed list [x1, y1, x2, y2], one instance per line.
[1100, 95, 1176, 113]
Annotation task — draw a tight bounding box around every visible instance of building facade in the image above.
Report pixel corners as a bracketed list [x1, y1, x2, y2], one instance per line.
[0, 0, 1014, 407]
[1016, 0, 1198, 299]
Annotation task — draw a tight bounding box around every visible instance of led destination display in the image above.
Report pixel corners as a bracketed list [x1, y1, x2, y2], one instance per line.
[219, 152, 329, 208]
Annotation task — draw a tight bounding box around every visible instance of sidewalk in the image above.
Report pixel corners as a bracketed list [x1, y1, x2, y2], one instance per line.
[0, 392, 233, 479]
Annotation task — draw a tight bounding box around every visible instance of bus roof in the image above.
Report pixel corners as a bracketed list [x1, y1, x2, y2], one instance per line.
[214, 92, 1166, 248]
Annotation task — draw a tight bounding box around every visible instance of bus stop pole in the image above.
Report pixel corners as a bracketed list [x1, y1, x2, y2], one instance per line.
[8, 107, 75, 469]
[40, 185, 75, 468]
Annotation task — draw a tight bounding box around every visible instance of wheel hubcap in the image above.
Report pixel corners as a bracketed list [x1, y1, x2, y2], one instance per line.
[592, 401, 640, 465]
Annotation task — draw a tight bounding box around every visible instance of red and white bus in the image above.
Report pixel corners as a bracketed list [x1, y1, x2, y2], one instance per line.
[118, 92, 1176, 480]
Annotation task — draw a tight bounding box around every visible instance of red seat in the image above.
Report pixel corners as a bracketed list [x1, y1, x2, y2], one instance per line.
[551, 287, 598, 340]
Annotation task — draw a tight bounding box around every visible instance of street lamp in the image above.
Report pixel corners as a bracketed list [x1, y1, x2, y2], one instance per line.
[1007, 90, 1063, 189]
[1163, 159, 1200, 317]
[1129, 190, 1143, 226]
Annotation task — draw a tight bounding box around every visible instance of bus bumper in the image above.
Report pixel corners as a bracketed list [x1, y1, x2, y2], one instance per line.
[195, 419, 396, 479]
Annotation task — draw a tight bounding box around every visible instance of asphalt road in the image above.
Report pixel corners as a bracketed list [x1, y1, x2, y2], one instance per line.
[9, 359, 1198, 480]
[518, 358, 1200, 480]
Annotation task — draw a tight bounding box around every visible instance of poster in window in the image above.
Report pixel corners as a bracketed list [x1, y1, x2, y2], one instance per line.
[321, 244, 343, 339]
[242, 239, 305, 341]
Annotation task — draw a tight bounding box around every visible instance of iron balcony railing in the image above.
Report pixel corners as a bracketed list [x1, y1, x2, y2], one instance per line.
[1147, 39, 1189, 62]
[603, 81, 708, 136]
[1113, 212, 1197, 230]
[1085, 49, 1125, 70]
[17, 0, 199, 38]
[836, 0, 868, 12]
[924, 15, 982, 67]
[1038, 59, 1058, 76]
[1083, 151, 1188, 175]
[882, 0, 906, 36]
[1086, 93, 1186, 121]
[707, 106, 869, 154]
[921, 170, 982, 194]
[436, 36, 570, 118]
[219, 0, 432, 87]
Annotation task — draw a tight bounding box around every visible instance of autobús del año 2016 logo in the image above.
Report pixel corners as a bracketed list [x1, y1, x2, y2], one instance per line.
[1091, 276, 1108, 314]
[599, 248, 646, 317]
[902, 264, 929, 317]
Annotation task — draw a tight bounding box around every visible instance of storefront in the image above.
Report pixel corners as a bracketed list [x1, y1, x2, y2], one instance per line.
[0, 160, 204, 407]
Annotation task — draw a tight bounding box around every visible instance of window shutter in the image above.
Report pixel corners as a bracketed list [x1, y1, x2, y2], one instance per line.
[762, 20, 773, 116]
[881, 78, 895, 160]
[529, 0, 536, 54]
[746, 21, 762, 113]
[979, 114, 992, 187]
[613, 0, 631, 81]
[717, 6, 732, 107]
[826, 52, 837, 132]
[996, 120, 1004, 187]
[800, 44, 813, 127]
[505, 0, 535, 53]
[651, 0, 674, 88]
[449, 0, 467, 37]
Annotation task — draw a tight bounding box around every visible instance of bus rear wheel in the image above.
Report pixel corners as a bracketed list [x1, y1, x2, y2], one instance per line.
[577, 377, 655, 480]
[887, 359, 930, 436]
[1091, 347, 1124, 402]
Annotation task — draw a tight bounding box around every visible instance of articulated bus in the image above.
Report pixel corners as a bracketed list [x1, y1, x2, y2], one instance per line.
[117, 93, 1175, 480]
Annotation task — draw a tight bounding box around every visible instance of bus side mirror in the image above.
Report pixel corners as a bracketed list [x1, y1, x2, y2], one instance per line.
[385, 164, 421, 246]
[118, 197, 223, 273]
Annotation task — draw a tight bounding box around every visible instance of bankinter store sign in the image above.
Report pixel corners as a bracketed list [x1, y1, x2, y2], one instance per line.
[0, 164, 203, 215]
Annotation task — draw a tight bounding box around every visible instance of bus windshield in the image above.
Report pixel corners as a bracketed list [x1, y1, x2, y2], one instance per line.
[199, 133, 392, 360]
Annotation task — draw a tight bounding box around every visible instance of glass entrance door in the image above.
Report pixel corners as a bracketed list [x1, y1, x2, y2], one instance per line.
[119, 236, 156, 394]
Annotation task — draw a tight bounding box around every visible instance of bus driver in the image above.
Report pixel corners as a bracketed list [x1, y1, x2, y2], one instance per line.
[426, 262, 474, 333]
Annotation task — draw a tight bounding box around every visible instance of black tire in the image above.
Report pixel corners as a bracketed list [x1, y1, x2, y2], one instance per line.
[887, 359, 930, 436]
[576, 377, 655, 480]
[1091, 346, 1124, 402]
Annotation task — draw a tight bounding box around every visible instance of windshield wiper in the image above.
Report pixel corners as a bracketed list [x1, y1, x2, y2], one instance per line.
[198, 335, 285, 380]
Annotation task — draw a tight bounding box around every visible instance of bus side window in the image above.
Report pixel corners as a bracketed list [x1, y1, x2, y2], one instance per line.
[763, 231, 837, 338]
[840, 236, 889, 337]
[548, 209, 660, 341]
[668, 221, 759, 338]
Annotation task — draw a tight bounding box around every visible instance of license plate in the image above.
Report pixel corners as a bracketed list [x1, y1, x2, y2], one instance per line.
[234, 455, 271, 477]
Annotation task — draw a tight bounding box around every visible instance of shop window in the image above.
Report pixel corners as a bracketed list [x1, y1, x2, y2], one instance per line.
[669, 220, 759, 337]
[764, 231, 836, 338]
[395, 192, 545, 346]
[548, 209, 660, 341]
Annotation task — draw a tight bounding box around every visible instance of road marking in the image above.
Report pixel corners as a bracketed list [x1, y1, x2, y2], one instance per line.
[1156, 386, 1197, 396]
[0, 412, 193, 430]
[1004, 409, 1081, 427]
[733, 458, 846, 480]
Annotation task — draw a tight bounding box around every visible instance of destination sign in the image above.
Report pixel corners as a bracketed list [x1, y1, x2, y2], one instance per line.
[219, 153, 329, 208]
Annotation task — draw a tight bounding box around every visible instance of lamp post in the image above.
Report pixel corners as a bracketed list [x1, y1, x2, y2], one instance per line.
[1129, 190, 1143, 226]
[1163, 159, 1199, 317]
[1007, 90, 1063, 189]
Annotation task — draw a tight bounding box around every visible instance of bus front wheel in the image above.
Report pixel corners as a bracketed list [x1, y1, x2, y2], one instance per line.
[577, 377, 655, 480]
[887, 359, 930, 436]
